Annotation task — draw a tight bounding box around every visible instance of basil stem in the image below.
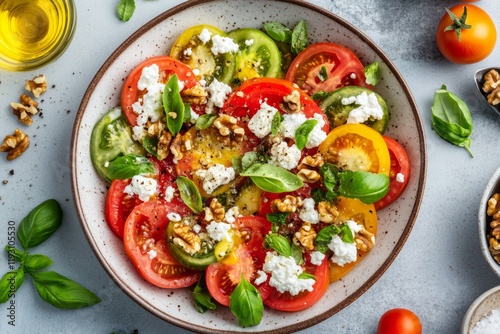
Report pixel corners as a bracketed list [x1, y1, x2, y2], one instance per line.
[176, 176, 203, 213]
[106, 154, 154, 180]
[295, 119, 318, 150]
[240, 163, 303, 193]
[193, 274, 216, 313]
[263, 22, 292, 43]
[195, 114, 217, 130]
[364, 62, 380, 86]
[431, 85, 473, 156]
[291, 20, 308, 54]
[264, 233, 292, 257]
[117, 0, 135, 22]
[229, 275, 264, 327]
[163, 74, 185, 136]
[31, 271, 101, 309]
[24, 254, 53, 272]
[18, 199, 63, 249]
[0, 270, 24, 303]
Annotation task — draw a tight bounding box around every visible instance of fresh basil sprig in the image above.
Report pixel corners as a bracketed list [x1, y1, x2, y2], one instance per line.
[431, 84, 473, 157]
[291, 20, 308, 54]
[263, 22, 293, 43]
[176, 176, 203, 213]
[364, 62, 380, 86]
[295, 119, 318, 150]
[163, 74, 186, 136]
[106, 154, 154, 180]
[117, 0, 135, 22]
[240, 163, 303, 193]
[266, 212, 290, 232]
[193, 274, 217, 313]
[0, 200, 100, 308]
[229, 275, 264, 327]
[264, 233, 292, 257]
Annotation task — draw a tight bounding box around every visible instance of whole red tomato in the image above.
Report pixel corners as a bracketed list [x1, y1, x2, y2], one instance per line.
[436, 4, 496, 64]
[377, 308, 422, 334]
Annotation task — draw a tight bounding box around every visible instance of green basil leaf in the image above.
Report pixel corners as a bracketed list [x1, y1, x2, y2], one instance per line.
[196, 114, 217, 130]
[229, 275, 263, 327]
[176, 176, 203, 213]
[311, 90, 331, 101]
[318, 66, 328, 82]
[106, 154, 154, 180]
[298, 272, 316, 280]
[311, 188, 336, 204]
[141, 136, 161, 159]
[314, 225, 341, 254]
[0, 270, 24, 303]
[291, 242, 304, 265]
[163, 74, 185, 136]
[319, 163, 341, 196]
[295, 119, 318, 150]
[431, 84, 473, 157]
[31, 271, 101, 309]
[5, 245, 25, 262]
[18, 199, 63, 249]
[193, 274, 216, 313]
[338, 170, 389, 204]
[240, 152, 269, 173]
[263, 22, 292, 43]
[240, 163, 303, 193]
[340, 224, 355, 243]
[266, 212, 290, 225]
[291, 20, 308, 54]
[264, 233, 292, 257]
[364, 62, 380, 86]
[117, 0, 135, 22]
[271, 109, 282, 136]
[183, 103, 192, 123]
[24, 254, 53, 272]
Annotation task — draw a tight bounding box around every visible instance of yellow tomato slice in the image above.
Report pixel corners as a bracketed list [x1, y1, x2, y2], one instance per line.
[329, 197, 378, 282]
[318, 123, 390, 176]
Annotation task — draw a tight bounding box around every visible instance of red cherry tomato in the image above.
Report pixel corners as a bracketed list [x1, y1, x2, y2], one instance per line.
[436, 4, 496, 64]
[374, 136, 410, 210]
[377, 308, 422, 334]
[285, 42, 372, 95]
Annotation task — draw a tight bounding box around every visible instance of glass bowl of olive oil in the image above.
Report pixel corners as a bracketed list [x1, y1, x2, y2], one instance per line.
[0, 0, 76, 71]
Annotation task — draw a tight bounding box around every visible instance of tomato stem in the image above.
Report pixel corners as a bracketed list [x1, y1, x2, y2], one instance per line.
[443, 6, 472, 42]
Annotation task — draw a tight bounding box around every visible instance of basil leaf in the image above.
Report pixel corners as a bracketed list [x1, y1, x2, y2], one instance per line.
[195, 114, 217, 130]
[141, 136, 160, 159]
[318, 66, 328, 82]
[298, 272, 316, 280]
[24, 254, 53, 272]
[193, 274, 216, 313]
[319, 163, 341, 196]
[18, 199, 63, 249]
[106, 154, 154, 180]
[311, 90, 331, 101]
[117, 0, 135, 22]
[183, 103, 192, 123]
[0, 270, 24, 303]
[240, 152, 269, 173]
[5, 245, 25, 262]
[240, 163, 303, 193]
[338, 170, 389, 204]
[315, 225, 341, 254]
[340, 224, 355, 243]
[291, 242, 304, 265]
[266, 212, 289, 225]
[263, 22, 292, 43]
[311, 188, 336, 204]
[295, 119, 318, 150]
[31, 271, 101, 309]
[271, 111, 282, 136]
[364, 62, 380, 86]
[291, 20, 308, 54]
[163, 74, 185, 136]
[264, 233, 292, 257]
[431, 84, 473, 157]
[229, 275, 263, 327]
[176, 176, 203, 213]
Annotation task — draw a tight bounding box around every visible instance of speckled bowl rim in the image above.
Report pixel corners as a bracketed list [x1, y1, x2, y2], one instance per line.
[70, 0, 427, 332]
[478, 166, 500, 278]
[461, 285, 500, 333]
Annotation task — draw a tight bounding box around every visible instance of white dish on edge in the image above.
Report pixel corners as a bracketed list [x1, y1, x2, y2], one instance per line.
[70, 0, 427, 332]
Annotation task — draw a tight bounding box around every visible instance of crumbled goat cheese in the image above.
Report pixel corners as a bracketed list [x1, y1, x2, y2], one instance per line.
[342, 91, 384, 124]
[263, 252, 315, 296]
[299, 198, 319, 224]
[211, 35, 239, 55]
[165, 185, 176, 202]
[183, 47, 193, 56]
[305, 114, 328, 148]
[195, 164, 235, 194]
[248, 102, 279, 138]
[167, 212, 182, 222]
[147, 249, 157, 259]
[206, 221, 233, 242]
[350, 73, 357, 79]
[279, 112, 307, 138]
[328, 220, 362, 266]
[192, 224, 202, 234]
[192, 68, 200, 76]
[245, 39, 254, 46]
[310, 251, 326, 266]
[254, 270, 268, 286]
[198, 28, 211, 44]
[396, 172, 405, 183]
[190, 110, 200, 124]
[206, 79, 232, 108]
[224, 206, 240, 224]
[104, 161, 110, 168]
[124, 175, 157, 202]
[269, 140, 302, 170]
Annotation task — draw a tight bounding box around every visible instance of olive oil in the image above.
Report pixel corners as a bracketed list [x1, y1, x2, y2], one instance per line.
[0, 0, 76, 71]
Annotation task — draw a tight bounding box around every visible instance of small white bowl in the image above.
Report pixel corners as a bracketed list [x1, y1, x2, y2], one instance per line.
[461, 285, 500, 333]
[478, 166, 500, 278]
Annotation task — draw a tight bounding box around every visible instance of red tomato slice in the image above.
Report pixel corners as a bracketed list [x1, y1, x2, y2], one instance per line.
[286, 42, 372, 95]
[263, 255, 329, 312]
[374, 136, 410, 210]
[123, 200, 199, 288]
[205, 216, 272, 306]
[121, 55, 199, 126]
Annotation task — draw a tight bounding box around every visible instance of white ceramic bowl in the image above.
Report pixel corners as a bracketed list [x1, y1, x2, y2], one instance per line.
[70, 0, 427, 332]
[461, 285, 500, 333]
[478, 166, 500, 278]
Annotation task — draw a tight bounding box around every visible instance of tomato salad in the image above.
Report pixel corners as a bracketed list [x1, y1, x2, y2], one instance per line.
[90, 21, 410, 327]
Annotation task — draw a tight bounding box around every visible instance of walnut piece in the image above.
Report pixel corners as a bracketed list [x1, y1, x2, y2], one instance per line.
[282, 90, 302, 113]
[317, 201, 339, 223]
[170, 131, 192, 161]
[486, 193, 500, 264]
[487, 88, 500, 106]
[355, 227, 375, 252]
[298, 154, 324, 170]
[143, 120, 172, 160]
[271, 195, 303, 213]
[181, 84, 208, 105]
[212, 114, 245, 147]
[297, 169, 321, 183]
[483, 70, 500, 106]
[171, 223, 201, 255]
[11, 94, 39, 125]
[0, 129, 30, 160]
[297, 154, 324, 183]
[25, 74, 47, 98]
[487, 193, 500, 216]
[204, 198, 225, 222]
[293, 222, 316, 251]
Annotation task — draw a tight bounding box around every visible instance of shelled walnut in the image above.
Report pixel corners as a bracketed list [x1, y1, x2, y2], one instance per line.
[487, 193, 500, 264]
[0, 129, 30, 160]
[25, 74, 47, 98]
[212, 114, 244, 147]
[482, 69, 500, 106]
[11, 94, 39, 125]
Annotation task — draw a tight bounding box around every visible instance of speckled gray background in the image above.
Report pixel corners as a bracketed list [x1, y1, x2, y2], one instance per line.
[1, 0, 499, 333]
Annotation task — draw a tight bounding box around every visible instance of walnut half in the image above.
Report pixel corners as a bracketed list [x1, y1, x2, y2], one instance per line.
[0, 129, 30, 160]
[25, 74, 47, 98]
[482, 69, 500, 106]
[11, 94, 39, 125]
